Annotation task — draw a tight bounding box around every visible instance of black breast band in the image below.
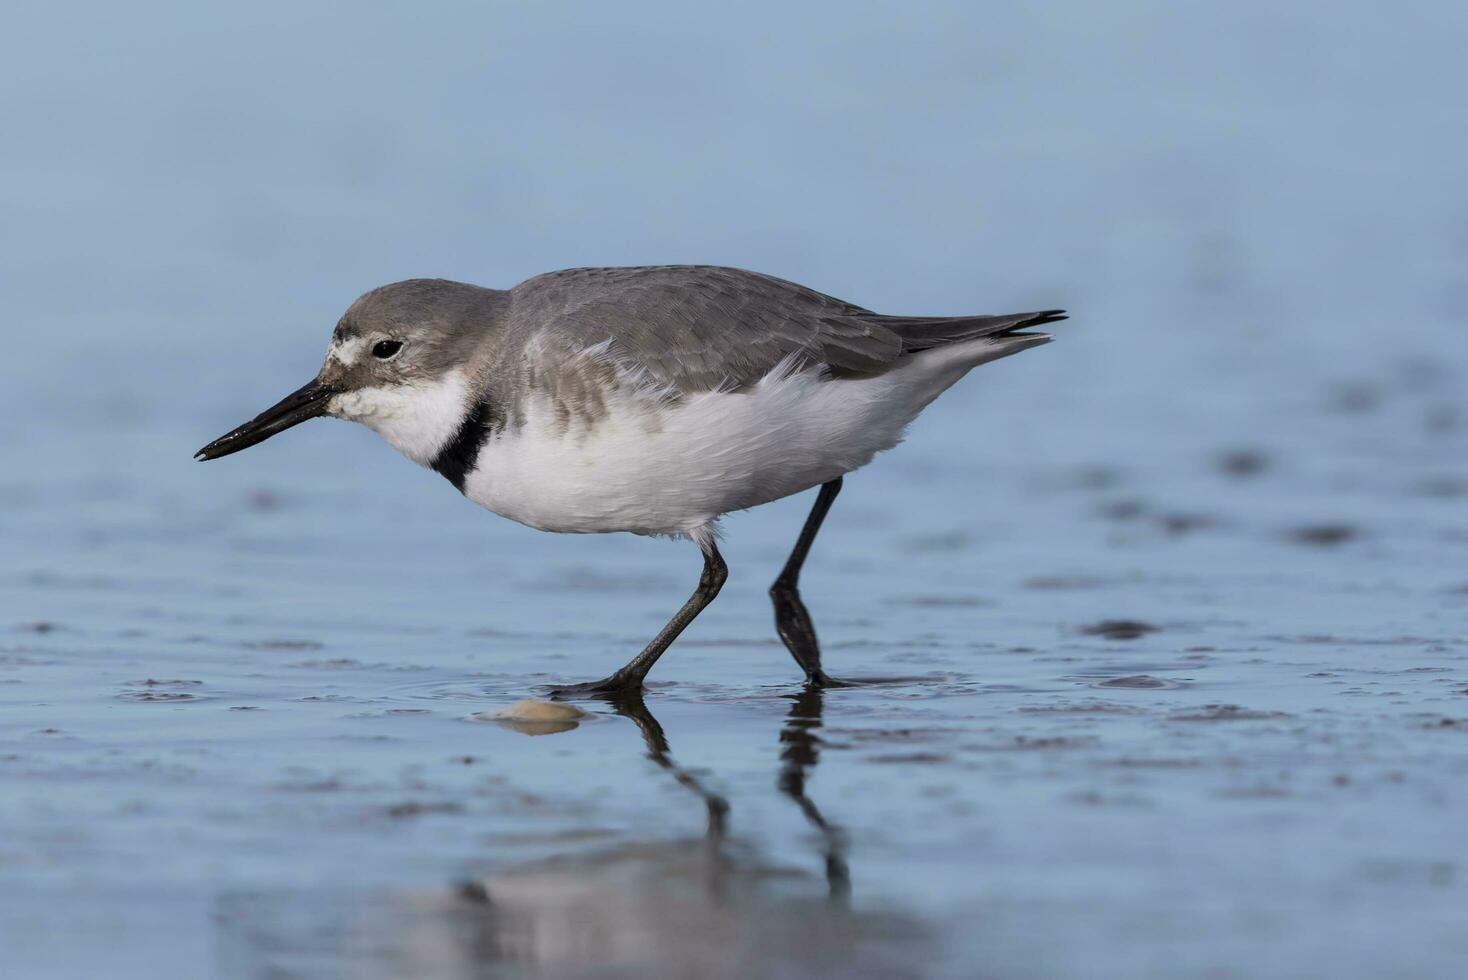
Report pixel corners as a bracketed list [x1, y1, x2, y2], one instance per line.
[431, 399, 496, 493]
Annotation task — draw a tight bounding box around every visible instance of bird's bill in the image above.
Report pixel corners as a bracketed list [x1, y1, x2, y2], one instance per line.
[194, 378, 338, 461]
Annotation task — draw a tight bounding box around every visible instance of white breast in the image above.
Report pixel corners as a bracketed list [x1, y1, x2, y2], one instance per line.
[461, 337, 999, 538]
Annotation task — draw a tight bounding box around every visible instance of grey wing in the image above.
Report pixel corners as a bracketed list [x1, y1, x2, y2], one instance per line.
[507, 265, 1063, 393]
[506, 265, 898, 391]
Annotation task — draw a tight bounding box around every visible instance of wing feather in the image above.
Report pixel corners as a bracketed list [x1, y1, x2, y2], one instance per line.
[506, 265, 1058, 393]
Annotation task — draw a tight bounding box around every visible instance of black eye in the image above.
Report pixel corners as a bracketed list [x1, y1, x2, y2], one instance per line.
[372, 339, 403, 360]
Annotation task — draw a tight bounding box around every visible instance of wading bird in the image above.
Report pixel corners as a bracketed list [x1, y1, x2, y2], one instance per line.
[196, 266, 1062, 696]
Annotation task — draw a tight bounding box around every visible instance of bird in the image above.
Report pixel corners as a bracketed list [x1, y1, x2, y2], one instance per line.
[195, 265, 1063, 697]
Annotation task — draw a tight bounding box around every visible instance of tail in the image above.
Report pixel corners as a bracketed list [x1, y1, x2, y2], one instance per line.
[860, 309, 1063, 381]
[866, 309, 1067, 354]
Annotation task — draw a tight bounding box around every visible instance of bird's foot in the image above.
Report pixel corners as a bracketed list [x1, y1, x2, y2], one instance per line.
[806, 670, 860, 688]
[547, 670, 642, 701]
[805, 671, 924, 688]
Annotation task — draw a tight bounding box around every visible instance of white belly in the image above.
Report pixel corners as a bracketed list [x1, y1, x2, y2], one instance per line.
[461, 340, 992, 537]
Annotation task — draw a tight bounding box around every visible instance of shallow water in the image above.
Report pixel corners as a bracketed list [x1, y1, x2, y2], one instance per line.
[6, 386, 1467, 978]
[4, 3, 1468, 978]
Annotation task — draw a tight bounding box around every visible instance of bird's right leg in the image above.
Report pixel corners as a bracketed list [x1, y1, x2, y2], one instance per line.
[550, 541, 728, 699]
[770, 477, 852, 686]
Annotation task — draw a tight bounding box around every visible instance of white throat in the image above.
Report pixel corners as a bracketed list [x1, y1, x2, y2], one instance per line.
[329, 370, 472, 466]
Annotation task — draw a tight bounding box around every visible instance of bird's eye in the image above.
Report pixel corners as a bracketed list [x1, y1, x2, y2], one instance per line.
[372, 340, 403, 360]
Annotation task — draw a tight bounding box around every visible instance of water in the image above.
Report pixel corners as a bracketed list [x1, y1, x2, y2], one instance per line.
[3, 3, 1468, 978]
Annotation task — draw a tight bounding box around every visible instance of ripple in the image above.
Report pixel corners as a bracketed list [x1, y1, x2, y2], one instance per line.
[1078, 620, 1161, 641]
[1285, 523, 1359, 547]
[1169, 704, 1291, 722]
[382, 678, 509, 703]
[116, 690, 204, 703]
[1095, 675, 1180, 690]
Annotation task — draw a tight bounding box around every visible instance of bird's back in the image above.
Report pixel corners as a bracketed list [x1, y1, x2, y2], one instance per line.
[504, 265, 1062, 395]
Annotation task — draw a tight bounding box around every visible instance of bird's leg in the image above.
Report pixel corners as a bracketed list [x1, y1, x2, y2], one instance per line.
[550, 541, 728, 699]
[771, 477, 854, 687]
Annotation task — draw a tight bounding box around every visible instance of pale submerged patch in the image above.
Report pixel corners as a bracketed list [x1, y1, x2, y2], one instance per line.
[330, 370, 471, 467]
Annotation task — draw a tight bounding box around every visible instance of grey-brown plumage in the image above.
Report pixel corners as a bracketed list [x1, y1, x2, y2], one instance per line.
[503, 265, 1062, 391]
[334, 265, 1062, 403]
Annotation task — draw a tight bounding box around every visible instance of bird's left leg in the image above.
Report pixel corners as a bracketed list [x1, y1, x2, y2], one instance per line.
[550, 540, 728, 699]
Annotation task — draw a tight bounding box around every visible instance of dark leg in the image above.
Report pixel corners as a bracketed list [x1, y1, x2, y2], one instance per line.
[771, 477, 847, 686]
[550, 541, 728, 699]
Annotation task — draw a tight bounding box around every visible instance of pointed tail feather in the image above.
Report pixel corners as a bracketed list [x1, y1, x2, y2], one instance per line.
[865, 309, 1067, 352]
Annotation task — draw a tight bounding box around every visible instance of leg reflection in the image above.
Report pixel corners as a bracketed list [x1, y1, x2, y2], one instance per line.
[605, 690, 731, 895]
[778, 684, 851, 904]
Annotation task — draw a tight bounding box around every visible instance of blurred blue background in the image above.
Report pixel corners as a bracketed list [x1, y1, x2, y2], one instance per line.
[3, 4, 1467, 978]
[6, 0, 1465, 594]
[7, 1, 1464, 435]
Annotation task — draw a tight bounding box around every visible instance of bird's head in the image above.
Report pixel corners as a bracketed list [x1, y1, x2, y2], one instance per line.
[195, 279, 502, 465]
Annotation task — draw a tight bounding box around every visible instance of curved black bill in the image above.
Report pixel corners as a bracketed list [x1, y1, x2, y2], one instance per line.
[194, 379, 338, 461]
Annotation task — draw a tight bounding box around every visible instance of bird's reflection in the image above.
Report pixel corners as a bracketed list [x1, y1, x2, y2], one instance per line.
[215, 688, 883, 978]
[603, 689, 733, 898]
[775, 685, 851, 904]
[603, 685, 849, 905]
